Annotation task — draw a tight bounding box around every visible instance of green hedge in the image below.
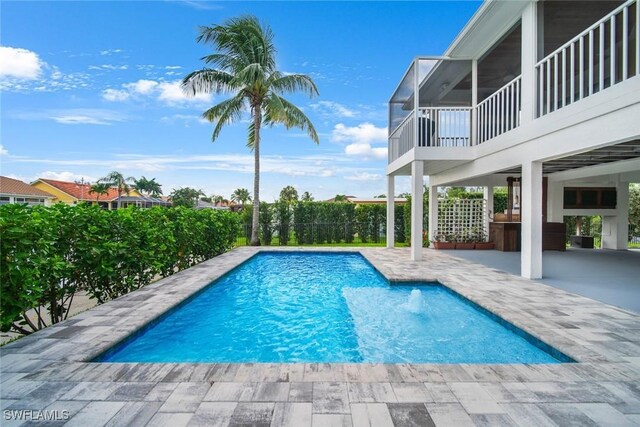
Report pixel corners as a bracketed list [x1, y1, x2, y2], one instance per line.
[0, 203, 239, 335]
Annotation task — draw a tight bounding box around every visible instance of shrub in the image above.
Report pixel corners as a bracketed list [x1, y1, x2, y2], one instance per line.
[0, 204, 238, 335]
[275, 201, 292, 245]
[259, 202, 274, 245]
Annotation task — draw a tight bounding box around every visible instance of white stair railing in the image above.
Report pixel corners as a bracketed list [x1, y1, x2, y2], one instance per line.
[536, 0, 639, 117]
[475, 76, 522, 144]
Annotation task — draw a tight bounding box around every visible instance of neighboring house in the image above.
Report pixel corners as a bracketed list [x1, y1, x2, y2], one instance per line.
[325, 196, 408, 205]
[31, 178, 166, 209]
[386, 0, 640, 279]
[346, 197, 408, 206]
[0, 176, 55, 206]
[325, 195, 357, 203]
[196, 200, 225, 210]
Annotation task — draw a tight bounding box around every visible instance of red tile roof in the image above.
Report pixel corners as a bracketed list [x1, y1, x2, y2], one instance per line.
[0, 176, 56, 198]
[36, 178, 122, 201]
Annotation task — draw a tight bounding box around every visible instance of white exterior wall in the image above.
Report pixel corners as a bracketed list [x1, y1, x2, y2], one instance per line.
[602, 181, 630, 250]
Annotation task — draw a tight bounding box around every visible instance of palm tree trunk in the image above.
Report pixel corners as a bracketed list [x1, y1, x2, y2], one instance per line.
[118, 189, 122, 209]
[250, 106, 261, 246]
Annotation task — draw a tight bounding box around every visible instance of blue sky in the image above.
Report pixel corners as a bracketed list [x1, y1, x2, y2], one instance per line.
[1, 0, 480, 201]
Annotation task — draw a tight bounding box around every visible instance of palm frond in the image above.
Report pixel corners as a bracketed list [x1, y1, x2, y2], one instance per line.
[201, 94, 246, 142]
[264, 95, 319, 143]
[233, 63, 266, 88]
[247, 119, 257, 150]
[182, 68, 237, 95]
[270, 73, 319, 97]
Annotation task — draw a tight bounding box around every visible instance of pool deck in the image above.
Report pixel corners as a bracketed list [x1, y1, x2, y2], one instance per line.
[1, 246, 639, 426]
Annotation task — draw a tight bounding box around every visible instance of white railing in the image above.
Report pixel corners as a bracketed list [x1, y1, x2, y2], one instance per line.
[388, 112, 415, 162]
[536, 0, 639, 117]
[417, 107, 472, 147]
[476, 76, 521, 144]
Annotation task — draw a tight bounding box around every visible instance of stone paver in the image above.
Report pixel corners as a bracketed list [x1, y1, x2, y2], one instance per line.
[0, 246, 639, 426]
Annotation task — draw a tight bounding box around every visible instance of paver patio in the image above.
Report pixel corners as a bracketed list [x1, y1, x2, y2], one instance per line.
[1, 246, 639, 426]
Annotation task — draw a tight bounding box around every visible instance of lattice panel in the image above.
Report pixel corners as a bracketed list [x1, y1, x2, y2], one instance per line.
[437, 198, 487, 242]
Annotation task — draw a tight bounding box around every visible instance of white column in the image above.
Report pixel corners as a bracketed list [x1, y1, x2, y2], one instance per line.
[411, 161, 424, 260]
[521, 1, 539, 124]
[616, 182, 630, 249]
[602, 181, 629, 249]
[386, 174, 395, 248]
[521, 161, 543, 279]
[428, 185, 438, 245]
[547, 181, 564, 223]
[483, 186, 493, 240]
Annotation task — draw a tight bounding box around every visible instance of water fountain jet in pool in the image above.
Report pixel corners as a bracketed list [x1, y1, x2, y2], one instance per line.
[403, 289, 424, 314]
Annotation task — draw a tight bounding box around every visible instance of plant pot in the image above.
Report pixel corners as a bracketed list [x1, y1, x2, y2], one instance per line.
[433, 242, 456, 250]
[474, 242, 495, 250]
[455, 243, 475, 250]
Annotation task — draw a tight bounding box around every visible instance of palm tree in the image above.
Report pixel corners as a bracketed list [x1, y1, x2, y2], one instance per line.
[182, 16, 319, 246]
[279, 185, 298, 204]
[88, 183, 110, 203]
[134, 176, 163, 198]
[231, 188, 252, 206]
[212, 194, 226, 206]
[99, 171, 134, 209]
[334, 194, 349, 202]
[301, 191, 314, 202]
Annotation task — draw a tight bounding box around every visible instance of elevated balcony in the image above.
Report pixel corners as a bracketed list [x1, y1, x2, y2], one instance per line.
[389, 0, 639, 166]
[389, 56, 523, 164]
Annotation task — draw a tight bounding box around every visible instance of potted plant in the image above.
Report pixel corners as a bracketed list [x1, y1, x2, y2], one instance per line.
[473, 229, 495, 250]
[454, 231, 475, 249]
[432, 230, 455, 249]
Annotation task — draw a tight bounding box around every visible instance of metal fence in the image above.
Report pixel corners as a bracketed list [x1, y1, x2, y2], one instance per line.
[630, 223, 640, 245]
[236, 222, 387, 246]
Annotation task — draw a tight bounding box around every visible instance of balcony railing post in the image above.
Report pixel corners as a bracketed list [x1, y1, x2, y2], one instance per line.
[471, 59, 478, 146]
[413, 58, 420, 150]
[520, 1, 539, 122]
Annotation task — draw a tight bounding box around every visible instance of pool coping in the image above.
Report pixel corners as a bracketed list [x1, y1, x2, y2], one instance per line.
[2, 246, 639, 426]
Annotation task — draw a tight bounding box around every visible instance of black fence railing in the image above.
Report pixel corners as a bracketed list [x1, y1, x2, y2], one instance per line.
[236, 222, 387, 246]
[630, 223, 640, 245]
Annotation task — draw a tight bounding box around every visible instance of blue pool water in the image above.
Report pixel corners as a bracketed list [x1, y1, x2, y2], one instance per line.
[98, 252, 570, 363]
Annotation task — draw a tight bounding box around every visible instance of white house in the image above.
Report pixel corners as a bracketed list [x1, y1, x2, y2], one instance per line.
[386, 0, 640, 279]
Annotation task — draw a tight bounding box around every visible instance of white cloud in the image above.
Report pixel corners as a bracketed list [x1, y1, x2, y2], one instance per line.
[344, 143, 388, 160]
[38, 171, 97, 182]
[10, 153, 353, 179]
[331, 122, 387, 145]
[345, 172, 382, 182]
[331, 122, 388, 160]
[165, 65, 182, 70]
[0, 46, 43, 80]
[102, 88, 130, 101]
[310, 101, 357, 118]
[88, 64, 128, 71]
[157, 80, 212, 105]
[124, 79, 158, 94]
[0, 145, 8, 156]
[169, 0, 223, 10]
[13, 109, 127, 126]
[161, 114, 209, 126]
[99, 49, 123, 56]
[102, 79, 211, 106]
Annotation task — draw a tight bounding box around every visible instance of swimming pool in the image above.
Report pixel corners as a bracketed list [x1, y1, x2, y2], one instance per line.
[97, 252, 571, 363]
